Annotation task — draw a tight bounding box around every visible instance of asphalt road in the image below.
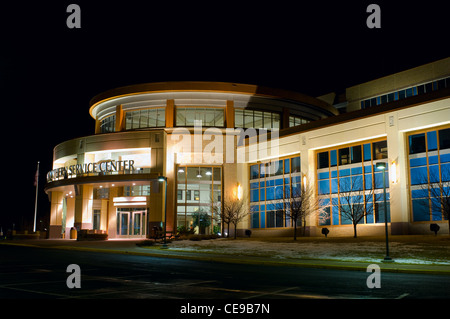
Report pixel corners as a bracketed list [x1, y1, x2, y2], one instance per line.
[1, 245, 449, 304]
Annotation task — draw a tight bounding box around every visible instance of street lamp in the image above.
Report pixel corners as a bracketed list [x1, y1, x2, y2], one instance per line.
[375, 162, 393, 262]
[158, 175, 168, 249]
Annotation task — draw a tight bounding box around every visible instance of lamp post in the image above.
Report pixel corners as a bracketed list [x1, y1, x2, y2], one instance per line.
[158, 176, 168, 249]
[375, 162, 393, 262]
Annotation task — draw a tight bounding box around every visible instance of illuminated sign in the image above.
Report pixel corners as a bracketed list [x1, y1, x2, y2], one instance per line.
[47, 160, 136, 182]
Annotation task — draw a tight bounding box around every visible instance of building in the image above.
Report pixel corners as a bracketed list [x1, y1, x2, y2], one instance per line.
[44, 57, 450, 239]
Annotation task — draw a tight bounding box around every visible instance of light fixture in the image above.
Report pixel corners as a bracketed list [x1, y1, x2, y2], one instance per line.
[237, 183, 243, 200]
[196, 167, 202, 178]
[205, 170, 212, 176]
[178, 167, 185, 173]
[158, 176, 167, 182]
[376, 162, 386, 170]
[390, 161, 398, 184]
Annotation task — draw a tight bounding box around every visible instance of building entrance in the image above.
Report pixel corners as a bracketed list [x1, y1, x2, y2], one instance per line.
[116, 208, 147, 238]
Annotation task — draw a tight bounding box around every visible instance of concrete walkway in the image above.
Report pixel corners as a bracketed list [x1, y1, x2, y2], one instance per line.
[2, 239, 449, 276]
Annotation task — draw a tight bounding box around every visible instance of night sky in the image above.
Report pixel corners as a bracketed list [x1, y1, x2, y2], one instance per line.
[1, 1, 448, 231]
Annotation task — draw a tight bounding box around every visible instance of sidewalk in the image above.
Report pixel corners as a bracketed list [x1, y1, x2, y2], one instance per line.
[1, 238, 449, 275]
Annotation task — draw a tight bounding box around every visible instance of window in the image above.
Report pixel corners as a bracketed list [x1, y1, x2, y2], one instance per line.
[125, 108, 165, 129]
[409, 133, 426, 154]
[408, 126, 450, 222]
[100, 115, 116, 133]
[289, 115, 310, 127]
[176, 166, 222, 233]
[93, 210, 101, 230]
[317, 152, 329, 169]
[439, 128, 450, 150]
[235, 109, 280, 129]
[317, 139, 389, 226]
[176, 107, 224, 127]
[373, 140, 387, 159]
[249, 155, 301, 229]
[338, 148, 350, 165]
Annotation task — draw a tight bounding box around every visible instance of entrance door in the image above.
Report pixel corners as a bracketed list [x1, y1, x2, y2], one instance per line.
[116, 209, 147, 238]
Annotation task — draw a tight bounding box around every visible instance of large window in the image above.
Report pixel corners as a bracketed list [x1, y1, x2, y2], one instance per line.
[360, 76, 450, 109]
[176, 166, 222, 234]
[176, 107, 224, 127]
[100, 115, 116, 133]
[316, 139, 390, 226]
[250, 155, 301, 228]
[289, 115, 310, 127]
[125, 108, 165, 129]
[408, 127, 450, 222]
[235, 109, 280, 129]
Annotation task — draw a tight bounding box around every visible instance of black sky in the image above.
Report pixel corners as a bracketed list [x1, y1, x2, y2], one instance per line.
[1, 1, 448, 230]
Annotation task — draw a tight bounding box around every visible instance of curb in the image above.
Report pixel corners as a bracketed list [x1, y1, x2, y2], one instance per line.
[2, 241, 449, 276]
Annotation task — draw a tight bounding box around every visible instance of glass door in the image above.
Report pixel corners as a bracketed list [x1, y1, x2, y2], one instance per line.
[117, 211, 130, 236]
[117, 208, 147, 238]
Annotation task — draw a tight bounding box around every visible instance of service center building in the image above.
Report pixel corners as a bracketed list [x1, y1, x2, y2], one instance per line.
[44, 58, 450, 239]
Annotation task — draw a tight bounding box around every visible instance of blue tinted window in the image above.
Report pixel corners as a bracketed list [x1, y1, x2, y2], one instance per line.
[250, 165, 259, 179]
[252, 212, 259, 228]
[251, 189, 259, 202]
[260, 211, 265, 228]
[330, 150, 337, 167]
[406, 88, 413, 97]
[440, 153, 450, 163]
[409, 157, 427, 167]
[318, 180, 330, 195]
[398, 90, 405, 99]
[291, 156, 301, 173]
[339, 177, 351, 192]
[284, 158, 290, 174]
[318, 171, 329, 180]
[339, 168, 350, 177]
[363, 144, 371, 161]
[260, 164, 265, 178]
[365, 174, 372, 190]
[412, 199, 430, 221]
[275, 186, 284, 199]
[266, 187, 274, 200]
[429, 165, 440, 183]
[410, 167, 428, 185]
[427, 131, 437, 151]
[260, 188, 265, 201]
[429, 155, 438, 165]
[331, 169, 338, 178]
[250, 182, 259, 189]
[332, 206, 340, 225]
[331, 178, 338, 193]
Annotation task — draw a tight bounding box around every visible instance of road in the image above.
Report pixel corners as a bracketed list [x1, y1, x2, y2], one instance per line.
[1, 245, 449, 302]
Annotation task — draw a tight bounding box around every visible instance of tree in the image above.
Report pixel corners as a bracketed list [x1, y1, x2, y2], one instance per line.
[288, 174, 319, 240]
[416, 166, 450, 235]
[222, 194, 248, 239]
[333, 175, 377, 238]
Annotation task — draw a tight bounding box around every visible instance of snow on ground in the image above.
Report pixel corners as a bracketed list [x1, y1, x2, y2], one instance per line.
[168, 238, 450, 265]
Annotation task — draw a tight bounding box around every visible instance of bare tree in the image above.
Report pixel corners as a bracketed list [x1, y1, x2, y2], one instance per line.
[288, 175, 319, 240]
[333, 175, 377, 238]
[222, 194, 248, 239]
[416, 166, 450, 235]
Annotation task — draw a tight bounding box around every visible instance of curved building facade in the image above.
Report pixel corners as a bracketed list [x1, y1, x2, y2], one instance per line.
[45, 60, 450, 239]
[45, 81, 336, 239]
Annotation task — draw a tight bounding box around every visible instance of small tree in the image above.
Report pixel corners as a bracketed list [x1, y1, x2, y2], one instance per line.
[334, 175, 376, 238]
[288, 175, 319, 240]
[222, 194, 248, 239]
